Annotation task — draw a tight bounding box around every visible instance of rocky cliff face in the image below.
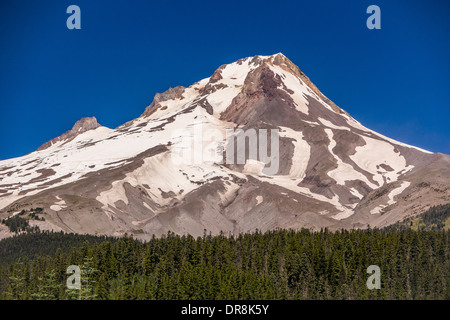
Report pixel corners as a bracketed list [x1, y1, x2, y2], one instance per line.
[0, 53, 449, 240]
[37, 117, 101, 151]
[141, 86, 186, 118]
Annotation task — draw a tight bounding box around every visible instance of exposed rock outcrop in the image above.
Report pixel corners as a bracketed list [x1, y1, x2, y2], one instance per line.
[37, 117, 101, 151]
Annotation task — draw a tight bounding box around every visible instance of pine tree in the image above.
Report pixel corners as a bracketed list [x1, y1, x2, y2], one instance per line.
[31, 269, 60, 300]
[5, 260, 27, 300]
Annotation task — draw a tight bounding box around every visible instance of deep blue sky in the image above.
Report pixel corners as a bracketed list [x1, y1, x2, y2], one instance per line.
[1, 0, 449, 160]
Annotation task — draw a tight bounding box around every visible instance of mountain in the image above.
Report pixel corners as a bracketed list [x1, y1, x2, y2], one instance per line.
[1, 53, 449, 240]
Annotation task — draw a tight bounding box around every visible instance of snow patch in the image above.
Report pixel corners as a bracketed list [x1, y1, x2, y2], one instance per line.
[207, 58, 260, 116]
[318, 118, 350, 131]
[143, 202, 152, 211]
[279, 127, 310, 179]
[350, 135, 414, 186]
[324, 129, 378, 189]
[97, 181, 129, 210]
[50, 196, 67, 212]
[370, 181, 411, 214]
[256, 196, 263, 206]
[347, 119, 433, 154]
[243, 159, 266, 175]
[268, 65, 310, 114]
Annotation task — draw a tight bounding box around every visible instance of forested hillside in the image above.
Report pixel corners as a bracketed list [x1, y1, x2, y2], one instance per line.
[385, 204, 450, 232]
[0, 230, 118, 266]
[0, 228, 448, 300]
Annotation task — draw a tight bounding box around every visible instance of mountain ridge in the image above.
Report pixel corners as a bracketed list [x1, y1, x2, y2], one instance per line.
[0, 53, 449, 240]
[37, 116, 102, 151]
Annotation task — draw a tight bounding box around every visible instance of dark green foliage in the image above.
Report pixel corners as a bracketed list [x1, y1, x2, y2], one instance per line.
[385, 203, 450, 232]
[0, 230, 118, 266]
[1, 208, 48, 233]
[0, 228, 447, 300]
[420, 204, 450, 229]
[1, 215, 30, 233]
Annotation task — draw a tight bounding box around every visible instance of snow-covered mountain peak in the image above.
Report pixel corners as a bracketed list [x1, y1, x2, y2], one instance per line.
[72, 116, 101, 132]
[37, 116, 102, 151]
[137, 53, 320, 123]
[0, 53, 448, 241]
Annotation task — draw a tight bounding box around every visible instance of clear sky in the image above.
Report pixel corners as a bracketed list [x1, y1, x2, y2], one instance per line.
[0, 0, 449, 160]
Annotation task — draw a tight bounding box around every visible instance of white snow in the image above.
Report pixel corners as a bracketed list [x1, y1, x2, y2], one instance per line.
[279, 126, 310, 179]
[218, 178, 242, 205]
[96, 180, 129, 211]
[50, 196, 67, 212]
[302, 120, 320, 127]
[146, 82, 206, 120]
[370, 181, 411, 214]
[0, 105, 232, 210]
[143, 202, 152, 211]
[388, 181, 411, 202]
[243, 159, 266, 175]
[324, 129, 378, 189]
[318, 118, 350, 131]
[257, 174, 357, 220]
[95, 118, 246, 212]
[332, 204, 356, 220]
[350, 135, 414, 186]
[268, 64, 310, 114]
[349, 188, 364, 199]
[206, 57, 261, 116]
[346, 118, 433, 154]
[255, 196, 263, 206]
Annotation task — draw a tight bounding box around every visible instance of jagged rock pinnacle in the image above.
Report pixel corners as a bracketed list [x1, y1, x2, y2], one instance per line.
[37, 116, 101, 151]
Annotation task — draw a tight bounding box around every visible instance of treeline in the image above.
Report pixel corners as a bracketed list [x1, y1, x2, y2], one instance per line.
[1, 215, 32, 234]
[0, 228, 448, 300]
[1, 208, 46, 234]
[0, 230, 119, 266]
[385, 204, 450, 232]
[420, 204, 450, 230]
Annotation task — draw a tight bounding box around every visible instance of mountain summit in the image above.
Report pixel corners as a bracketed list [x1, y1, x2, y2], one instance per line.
[37, 116, 102, 151]
[1, 54, 449, 240]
